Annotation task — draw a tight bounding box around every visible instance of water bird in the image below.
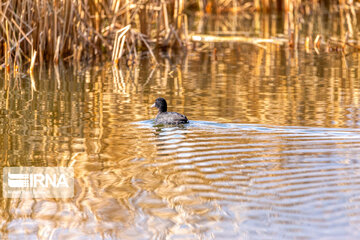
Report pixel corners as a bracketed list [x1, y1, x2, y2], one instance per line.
[151, 98, 189, 125]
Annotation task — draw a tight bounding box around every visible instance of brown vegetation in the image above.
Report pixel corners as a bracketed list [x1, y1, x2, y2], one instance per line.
[0, 0, 188, 72]
[0, 0, 359, 73]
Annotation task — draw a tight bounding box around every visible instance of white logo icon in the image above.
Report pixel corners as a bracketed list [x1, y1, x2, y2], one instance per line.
[8, 173, 30, 188]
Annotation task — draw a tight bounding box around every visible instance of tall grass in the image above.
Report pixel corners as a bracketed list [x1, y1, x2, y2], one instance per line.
[0, 0, 359, 73]
[0, 0, 188, 72]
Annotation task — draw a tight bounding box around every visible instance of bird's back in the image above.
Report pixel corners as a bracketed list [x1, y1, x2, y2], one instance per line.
[155, 112, 189, 125]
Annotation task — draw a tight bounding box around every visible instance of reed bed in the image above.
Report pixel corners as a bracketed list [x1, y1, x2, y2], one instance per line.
[0, 0, 188, 72]
[0, 0, 359, 74]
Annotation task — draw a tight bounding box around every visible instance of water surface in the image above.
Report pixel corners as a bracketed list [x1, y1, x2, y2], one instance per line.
[1, 11, 360, 239]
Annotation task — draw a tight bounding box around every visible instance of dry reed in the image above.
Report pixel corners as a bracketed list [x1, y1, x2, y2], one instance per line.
[0, 0, 189, 72]
[1, 0, 359, 74]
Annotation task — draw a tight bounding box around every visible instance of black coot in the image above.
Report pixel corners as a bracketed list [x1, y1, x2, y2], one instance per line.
[151, 98, 189, 125]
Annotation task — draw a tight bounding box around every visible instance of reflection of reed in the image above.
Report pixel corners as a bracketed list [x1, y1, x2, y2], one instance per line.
[112, 66, 127, 94]
[192, 6, 359, 54]
[0, 67, 88, 167]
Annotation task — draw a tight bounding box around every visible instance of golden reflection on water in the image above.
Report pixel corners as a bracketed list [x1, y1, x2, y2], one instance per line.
[1, 12, 360, 239]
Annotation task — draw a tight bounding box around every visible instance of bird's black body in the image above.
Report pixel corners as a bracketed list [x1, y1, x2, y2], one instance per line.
[151, 98, 189, 125]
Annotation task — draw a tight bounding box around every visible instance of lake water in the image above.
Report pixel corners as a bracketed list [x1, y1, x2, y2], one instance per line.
[1, 11, 360, 239]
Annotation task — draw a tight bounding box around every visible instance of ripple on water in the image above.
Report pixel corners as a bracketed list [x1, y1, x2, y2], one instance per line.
[131, 120, 360, 239]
